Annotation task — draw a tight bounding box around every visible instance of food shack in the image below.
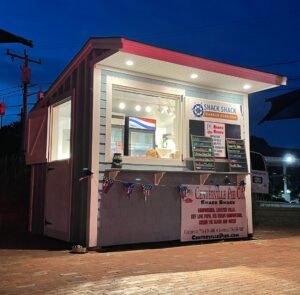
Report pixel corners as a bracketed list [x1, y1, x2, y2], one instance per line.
[26, 37, 286, 247]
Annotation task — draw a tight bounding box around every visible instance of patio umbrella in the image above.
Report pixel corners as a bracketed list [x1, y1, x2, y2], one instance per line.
[259, 88, 300, 124]
[0, 29, 33, 47]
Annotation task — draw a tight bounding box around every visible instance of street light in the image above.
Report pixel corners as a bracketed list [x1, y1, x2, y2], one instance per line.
[284, 154, 295, 164]
[282, 153, 295, 202]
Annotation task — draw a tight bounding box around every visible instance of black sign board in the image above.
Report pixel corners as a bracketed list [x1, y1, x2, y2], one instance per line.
[189, 120, 241, 157]
[191, 135, 215, 171]
[226, 138, 248, 172]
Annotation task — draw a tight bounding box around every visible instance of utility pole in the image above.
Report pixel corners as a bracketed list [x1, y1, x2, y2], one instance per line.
[6, 49, 41, 151]
[0, 114, 2, 128]
[0, 99, 4, 128]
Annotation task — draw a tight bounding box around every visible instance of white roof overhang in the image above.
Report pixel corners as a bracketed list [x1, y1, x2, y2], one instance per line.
[98, 51, 285, 94]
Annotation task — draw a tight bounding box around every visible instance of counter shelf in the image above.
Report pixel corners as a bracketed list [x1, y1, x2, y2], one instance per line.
[105, 169, 249, 186]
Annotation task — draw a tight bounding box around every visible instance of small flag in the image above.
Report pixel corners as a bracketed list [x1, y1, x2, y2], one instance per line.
[124, 182, 135, 198]
[178, 185, 189, 200]
[102, 176, 114, 193]
[239, 180, 246, 187]
[141, 184, 153, 202]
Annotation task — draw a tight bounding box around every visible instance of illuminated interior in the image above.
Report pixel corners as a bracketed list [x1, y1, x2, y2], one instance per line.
[111, 86, 180, 159]
[51, 100, 71, 161]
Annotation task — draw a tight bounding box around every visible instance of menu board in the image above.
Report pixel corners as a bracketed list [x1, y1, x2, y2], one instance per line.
[191, 135, 215, 171]
[204, 122, 226, 157]
[226, 138, 248, 172]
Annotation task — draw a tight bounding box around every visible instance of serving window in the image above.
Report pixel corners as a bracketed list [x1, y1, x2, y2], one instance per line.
[110, 86, 181, 161]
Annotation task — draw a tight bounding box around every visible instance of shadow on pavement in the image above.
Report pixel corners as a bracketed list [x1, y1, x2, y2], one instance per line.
[0, 199, 70, 251]
[97, 226, 300, 252]
[253, 226, 300, 240]
[0, 230, 71, 251]
[1, 225, 299, 252]
[98, 236, 253, 253]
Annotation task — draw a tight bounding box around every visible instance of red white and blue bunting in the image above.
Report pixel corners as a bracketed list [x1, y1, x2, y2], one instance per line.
[123, 182, 135, 198]
[141, 184, 153, 201]
[101, 176, 246, 200]
[102, 176, 114, 193]
[178, 185, 189, 200]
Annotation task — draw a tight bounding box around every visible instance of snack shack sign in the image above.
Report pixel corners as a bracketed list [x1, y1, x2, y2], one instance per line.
[187, 98, 242, 124]
[181, 185, 248, 242]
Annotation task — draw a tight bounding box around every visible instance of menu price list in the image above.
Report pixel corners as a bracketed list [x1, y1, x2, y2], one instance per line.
[226, 138, 248, 172]
[191, 135, 215, 171]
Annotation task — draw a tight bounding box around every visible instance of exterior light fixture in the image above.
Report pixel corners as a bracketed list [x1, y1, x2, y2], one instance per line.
[243, 84, 251, 90]
[190, 73, 198, 79]
[282, 153, 295, 202]
[284, 154, 295, 163]
[135, 105, 141, 111]
[224, 176, 231, 185]
[145, 106, 152, 113]
[119, 102, 126, 110]
[112, 153, 122, 168]
[125, 60, 134, 66]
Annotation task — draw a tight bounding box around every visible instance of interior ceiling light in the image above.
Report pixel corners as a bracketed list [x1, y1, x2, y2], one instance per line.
[190, 73, 198, 79]
[145, 106, 152, 113]
[243, 84, 251, 90]
[119, 102, 126, 110]
[159, 106, 168, 114]
[125, 60, 134, 66]
[166, 107, 173, 116]
[135, 105, 141, 111]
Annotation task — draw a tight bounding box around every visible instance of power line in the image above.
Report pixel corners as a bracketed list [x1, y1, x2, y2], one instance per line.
[0, 89, 23, 96]
[6, 103, 35, 108]
[250, 87, 298, 95]
[265, 87, 297, 92]
[4, 113, 21, 116]
[6, 104, 23, 108]
[0, 84, 40, 97]
[0, 83, 50, 93]
[0, 85, 21, 93]
[252, 59, 300, 68]
[288, 76, 300, 81]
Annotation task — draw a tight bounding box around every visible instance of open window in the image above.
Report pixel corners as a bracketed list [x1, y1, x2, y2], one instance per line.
[110, 86, 181, 161]
[50, 100, 71, 161]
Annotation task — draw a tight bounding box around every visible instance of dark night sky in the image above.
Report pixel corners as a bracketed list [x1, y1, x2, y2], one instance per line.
[1, 0, 300, 148]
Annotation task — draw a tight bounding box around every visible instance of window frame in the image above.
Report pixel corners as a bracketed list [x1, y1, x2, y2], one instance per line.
[49, 98, 72, 162]
[105, 76, 185, 166]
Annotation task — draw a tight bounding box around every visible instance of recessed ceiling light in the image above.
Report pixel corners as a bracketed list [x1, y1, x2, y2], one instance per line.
[145, 106, 152, 113]
[125, 60, 134, 66]
[243, 84, 251, 90]
[190, 73, 198, 79]
[119, 102, 126, 110]
[135, 105, 141, 111]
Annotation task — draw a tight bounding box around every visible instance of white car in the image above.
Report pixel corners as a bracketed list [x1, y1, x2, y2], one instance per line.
[251, 151, 269, 195]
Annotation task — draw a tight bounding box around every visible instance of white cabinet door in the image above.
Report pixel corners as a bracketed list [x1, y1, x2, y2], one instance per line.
[44, 160, 71, 241]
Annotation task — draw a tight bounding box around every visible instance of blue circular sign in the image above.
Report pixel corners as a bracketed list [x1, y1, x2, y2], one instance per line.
[192, 104, 204, 117]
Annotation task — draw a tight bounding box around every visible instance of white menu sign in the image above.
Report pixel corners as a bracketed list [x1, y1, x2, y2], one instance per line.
[181, 185, 248, 242]
[205, 122, 225, 157]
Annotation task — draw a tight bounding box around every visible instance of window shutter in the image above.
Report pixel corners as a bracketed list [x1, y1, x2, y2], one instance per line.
[26, 107, 48, 164]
